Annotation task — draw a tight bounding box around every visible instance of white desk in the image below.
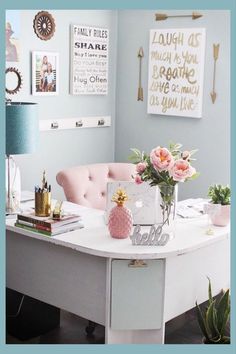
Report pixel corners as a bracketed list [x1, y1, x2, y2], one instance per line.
[6, 201, 230, 344]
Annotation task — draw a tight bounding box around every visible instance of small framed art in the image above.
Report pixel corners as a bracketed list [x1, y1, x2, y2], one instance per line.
[32, 51, 59, 95]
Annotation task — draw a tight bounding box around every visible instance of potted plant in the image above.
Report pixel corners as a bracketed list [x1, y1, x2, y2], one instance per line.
[195, 278, 230, 344]
[207, 184, 230, 226]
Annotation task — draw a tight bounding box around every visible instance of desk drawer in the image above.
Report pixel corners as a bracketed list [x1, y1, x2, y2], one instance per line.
[111, 259, 165, 330]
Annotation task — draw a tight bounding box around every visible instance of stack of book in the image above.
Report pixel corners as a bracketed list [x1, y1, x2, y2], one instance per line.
[15, 211, 83, 236]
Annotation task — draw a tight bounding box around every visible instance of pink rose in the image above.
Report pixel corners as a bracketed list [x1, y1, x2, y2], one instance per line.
[136, 162, 147, 173]
[134, 174, 143, 184]
[150, 147, 174, 171]
[170, 159, 196, 182]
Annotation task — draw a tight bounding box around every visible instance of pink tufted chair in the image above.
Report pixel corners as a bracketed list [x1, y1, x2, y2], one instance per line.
[56, 163, 136, 210]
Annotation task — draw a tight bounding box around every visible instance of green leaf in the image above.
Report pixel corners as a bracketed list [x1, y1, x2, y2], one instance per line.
[186, 172, 200, 181]
[127, 154, 141, 163]
[221, 336, 230, 344]
[195, 302, 210, 341]
[189, 149, 198, 156]
[207, 277, 213, 304]
[130, 148, 141, 155]
[206, 300, 220, 338]
[207, 336, 222, 344]
[217, 289, 230, 336]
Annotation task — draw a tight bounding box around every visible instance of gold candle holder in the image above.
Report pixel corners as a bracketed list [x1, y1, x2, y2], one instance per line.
[35, 191, 51, 217]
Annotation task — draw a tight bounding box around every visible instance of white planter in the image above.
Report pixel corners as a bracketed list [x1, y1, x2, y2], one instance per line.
[207, 204, 230, 227]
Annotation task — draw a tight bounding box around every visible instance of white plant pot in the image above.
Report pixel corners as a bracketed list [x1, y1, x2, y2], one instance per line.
[208, 204, 230, 227]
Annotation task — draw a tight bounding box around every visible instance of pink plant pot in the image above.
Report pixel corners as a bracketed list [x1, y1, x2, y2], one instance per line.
[210, 204, 230, 226]
[108, 205, 133, 239]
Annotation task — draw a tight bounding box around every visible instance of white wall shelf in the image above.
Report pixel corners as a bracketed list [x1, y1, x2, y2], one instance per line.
[39, 116, 111, 131]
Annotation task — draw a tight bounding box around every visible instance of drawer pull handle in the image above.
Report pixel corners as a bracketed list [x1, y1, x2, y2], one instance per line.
[128, 260, 147, 268]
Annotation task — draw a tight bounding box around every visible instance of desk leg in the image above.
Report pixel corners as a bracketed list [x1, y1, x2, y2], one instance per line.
[104, 259, 165, 344]
[105, 327, 165, 344]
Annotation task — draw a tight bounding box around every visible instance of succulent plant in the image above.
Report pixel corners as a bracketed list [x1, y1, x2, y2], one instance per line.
[208, 184, 230, 205]
[195, 278, 230, 344]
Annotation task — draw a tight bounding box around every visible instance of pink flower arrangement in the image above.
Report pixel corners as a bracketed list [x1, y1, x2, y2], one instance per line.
[129, 143, 198, 227]
[129, 143, 198, 187]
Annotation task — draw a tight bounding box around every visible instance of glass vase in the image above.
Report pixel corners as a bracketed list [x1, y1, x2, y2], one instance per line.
[154, 184, 178, 240]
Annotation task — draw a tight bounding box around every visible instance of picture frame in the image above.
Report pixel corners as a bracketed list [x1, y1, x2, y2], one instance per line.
[147, 28, 206, 118]
[6, 10, 20, 63]
[32, 51, 59, 96]
[70, 24, 109, 95]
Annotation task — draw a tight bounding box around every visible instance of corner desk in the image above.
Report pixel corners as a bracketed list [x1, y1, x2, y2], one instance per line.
[6, 201, 230, 344]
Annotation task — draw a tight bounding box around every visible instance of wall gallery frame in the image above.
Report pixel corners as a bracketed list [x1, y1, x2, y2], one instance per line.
[6, 10, 20, 63]
[32, 51, 59, 96]
[70, 24, 109, 95]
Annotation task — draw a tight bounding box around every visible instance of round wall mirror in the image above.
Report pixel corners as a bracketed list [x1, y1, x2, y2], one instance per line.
[5, 67, 22, 95]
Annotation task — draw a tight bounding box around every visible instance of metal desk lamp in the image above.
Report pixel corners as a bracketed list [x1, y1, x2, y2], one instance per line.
[6, 102, 39, 214]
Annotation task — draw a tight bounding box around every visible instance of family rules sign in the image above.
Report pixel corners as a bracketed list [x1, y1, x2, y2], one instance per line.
[70, 25, 109, 95]
[147, 28, 206, 118]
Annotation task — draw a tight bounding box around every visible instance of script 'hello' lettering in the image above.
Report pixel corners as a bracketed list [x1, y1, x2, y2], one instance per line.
[130, 225, 170, 246]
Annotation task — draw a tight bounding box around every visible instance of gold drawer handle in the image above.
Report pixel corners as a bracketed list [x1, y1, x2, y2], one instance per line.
[128, 260, 147, 268]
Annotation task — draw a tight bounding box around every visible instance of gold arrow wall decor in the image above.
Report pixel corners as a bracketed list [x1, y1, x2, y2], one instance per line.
[210, 44, 220, 104]
[155, 12, 203, 21]
[137, 47, 144, 101]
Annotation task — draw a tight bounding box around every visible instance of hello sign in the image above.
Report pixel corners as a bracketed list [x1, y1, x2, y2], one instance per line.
[130, 224, 170, 246]
[147, 28, 206, 118]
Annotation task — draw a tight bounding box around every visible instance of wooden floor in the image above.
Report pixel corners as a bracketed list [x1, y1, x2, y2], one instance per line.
[6, 308, 204, 345]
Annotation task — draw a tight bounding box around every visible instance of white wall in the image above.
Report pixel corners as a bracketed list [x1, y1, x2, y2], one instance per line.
[115, 10, 230, 200]
[7, 10, 118, 199]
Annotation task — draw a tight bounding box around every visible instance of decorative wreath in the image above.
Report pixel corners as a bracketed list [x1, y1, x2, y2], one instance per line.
[33, 11, 56, 40]
[5, 67, 23, 95]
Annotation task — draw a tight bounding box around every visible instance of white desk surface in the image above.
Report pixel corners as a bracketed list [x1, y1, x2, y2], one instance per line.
[6, 200, 229, 260]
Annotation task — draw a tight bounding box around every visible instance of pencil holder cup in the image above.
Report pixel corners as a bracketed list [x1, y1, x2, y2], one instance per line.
[35, 192, 51, 217]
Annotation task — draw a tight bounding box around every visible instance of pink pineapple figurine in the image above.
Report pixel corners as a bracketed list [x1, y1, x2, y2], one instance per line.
[108, 189, 133, 239]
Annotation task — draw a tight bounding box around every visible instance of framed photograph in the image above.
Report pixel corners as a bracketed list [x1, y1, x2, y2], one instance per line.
[32, 51, 59, 96]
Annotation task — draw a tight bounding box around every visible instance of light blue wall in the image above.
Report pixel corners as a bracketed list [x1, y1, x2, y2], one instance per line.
[115, 10, 230, 200]
[9, 10, 230, 201]
[11, 10, 118, 199]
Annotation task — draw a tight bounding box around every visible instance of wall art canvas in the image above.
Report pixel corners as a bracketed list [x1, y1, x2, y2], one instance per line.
[147, 28, 206, 118]
[70, 24, 109, 95]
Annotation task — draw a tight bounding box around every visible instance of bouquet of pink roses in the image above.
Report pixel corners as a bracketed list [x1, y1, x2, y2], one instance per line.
[129, 142, 199, 226]
[129, 142, 198, 187]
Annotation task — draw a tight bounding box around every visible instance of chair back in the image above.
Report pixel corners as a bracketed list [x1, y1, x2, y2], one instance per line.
[56, 163, 135, 210]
